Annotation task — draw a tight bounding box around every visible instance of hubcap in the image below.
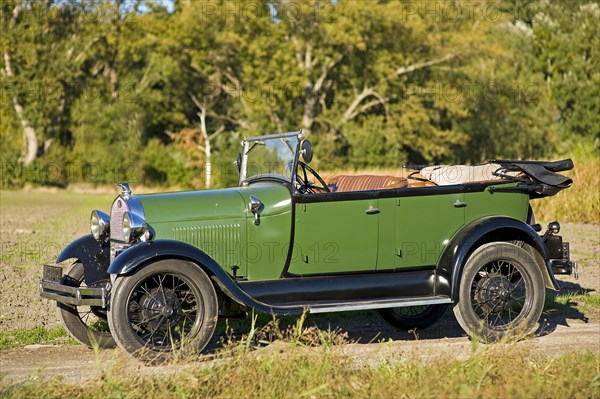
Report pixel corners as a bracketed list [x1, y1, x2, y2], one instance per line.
[140, 288, 183, 330]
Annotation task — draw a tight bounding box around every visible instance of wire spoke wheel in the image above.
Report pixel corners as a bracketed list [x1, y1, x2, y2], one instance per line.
[471, 260, 529, 329]
[127, 272, 202, 350]
[108, 260, 218, 364]
[57, 262, 115, 348]
[453, 242, 545, 342]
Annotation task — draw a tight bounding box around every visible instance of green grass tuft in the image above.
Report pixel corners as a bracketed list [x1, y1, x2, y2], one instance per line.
[0, 326, 75, 350]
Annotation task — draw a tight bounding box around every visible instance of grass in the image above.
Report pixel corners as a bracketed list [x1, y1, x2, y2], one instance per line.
[545, 292, 600, 313]
[0, 326, 75, 350]
[1, 341, 598, 398]
[531, 142, 599, 224]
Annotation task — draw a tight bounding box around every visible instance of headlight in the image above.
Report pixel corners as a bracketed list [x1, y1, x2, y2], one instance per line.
[90, 210, 110, 241]
[122, 212, 147, 243]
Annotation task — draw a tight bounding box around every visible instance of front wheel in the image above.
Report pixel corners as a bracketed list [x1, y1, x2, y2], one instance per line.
[377, 304, 449, 331]
[57, 262, 115, 348]
[453, 242, 545, 342]
[107, 260, 218, 364]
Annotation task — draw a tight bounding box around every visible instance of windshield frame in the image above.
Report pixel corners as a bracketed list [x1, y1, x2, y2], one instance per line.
[239, 131, 303, 186]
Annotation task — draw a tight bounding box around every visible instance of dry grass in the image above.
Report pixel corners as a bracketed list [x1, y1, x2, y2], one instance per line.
[531, 151, 599, 223]
[1, 339, 598, 398]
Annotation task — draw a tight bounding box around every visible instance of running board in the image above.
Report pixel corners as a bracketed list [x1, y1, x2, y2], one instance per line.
[308, 296, 452, 314]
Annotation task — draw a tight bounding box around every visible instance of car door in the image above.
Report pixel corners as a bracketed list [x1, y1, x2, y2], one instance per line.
[236, 183, 293, 281]
[393, 190, 465, 269]
[286, 195, 379, 275]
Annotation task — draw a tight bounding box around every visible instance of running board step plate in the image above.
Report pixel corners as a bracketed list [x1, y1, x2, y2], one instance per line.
[308, 296, 452, 314]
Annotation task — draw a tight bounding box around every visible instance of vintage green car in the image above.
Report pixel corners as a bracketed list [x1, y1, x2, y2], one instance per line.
[40, 131, 577, 362]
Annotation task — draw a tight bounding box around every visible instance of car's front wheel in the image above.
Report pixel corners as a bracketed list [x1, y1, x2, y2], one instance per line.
[377, 304, 449, 331]
[107, 259, 218, 364]
[453, 242, 545, 342]
[57, 262, 115, 348]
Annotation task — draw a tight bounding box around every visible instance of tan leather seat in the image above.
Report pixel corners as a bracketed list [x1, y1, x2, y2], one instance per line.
[327, 175, 408, 192]
[407, 179, 437, 187]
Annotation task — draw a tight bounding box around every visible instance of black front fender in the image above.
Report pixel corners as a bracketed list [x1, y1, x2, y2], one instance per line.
[56, 234, 110, 285]
[107, 240, 305, 315]
[437, 216, 559, 301]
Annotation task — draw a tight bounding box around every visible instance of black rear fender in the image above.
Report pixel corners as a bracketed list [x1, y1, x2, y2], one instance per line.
[437, 217, 559, 302]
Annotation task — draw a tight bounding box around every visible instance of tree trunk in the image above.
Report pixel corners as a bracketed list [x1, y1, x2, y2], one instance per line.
[3, 6, 39, 167]
[109, 1, 121, 100]
[198, 109, 212, 189]
[302, 85, 317, 135]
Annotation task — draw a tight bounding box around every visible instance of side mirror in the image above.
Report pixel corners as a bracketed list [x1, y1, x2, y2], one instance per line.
[234, 153, 242, 176]
[301, 140, 313, 163]
[249, 195, 263, 225]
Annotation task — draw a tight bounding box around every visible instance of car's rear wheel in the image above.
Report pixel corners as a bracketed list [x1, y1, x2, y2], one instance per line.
[453, 242, 545, 342]
[377, 304, 449, 331]
[107, 259, 218, 364]
[57, 262, 115, 348]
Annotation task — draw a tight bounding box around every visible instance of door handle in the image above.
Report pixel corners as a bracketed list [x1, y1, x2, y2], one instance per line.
[365, 206, 380, 215]
[453, 200, 467, 208]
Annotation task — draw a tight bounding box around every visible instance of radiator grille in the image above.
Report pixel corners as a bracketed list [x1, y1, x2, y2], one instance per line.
[110, 197, 129, 242]
[173, 224, 241, 267]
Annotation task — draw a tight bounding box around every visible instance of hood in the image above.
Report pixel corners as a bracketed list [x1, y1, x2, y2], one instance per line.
[137, 187, 246, 225]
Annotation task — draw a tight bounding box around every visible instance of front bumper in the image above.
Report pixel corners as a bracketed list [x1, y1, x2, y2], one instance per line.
[39, 265, 108, 308]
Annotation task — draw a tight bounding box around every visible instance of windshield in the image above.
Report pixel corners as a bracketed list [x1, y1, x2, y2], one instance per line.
[240, 132, 301, 184]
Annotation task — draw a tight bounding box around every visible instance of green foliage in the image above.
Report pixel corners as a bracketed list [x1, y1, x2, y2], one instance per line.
[1, 0, 597, 188]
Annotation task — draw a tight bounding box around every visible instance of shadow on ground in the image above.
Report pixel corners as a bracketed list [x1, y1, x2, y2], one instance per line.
[206, 279, 592, 353]
[537, 280, 593, 336]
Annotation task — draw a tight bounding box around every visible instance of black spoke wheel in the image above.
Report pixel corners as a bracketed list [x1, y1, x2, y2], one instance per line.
[453, 242, 545, 342]
[57, 262, 115, 348]
[108, 260, 218, 364]
[378, 304, 449, 331]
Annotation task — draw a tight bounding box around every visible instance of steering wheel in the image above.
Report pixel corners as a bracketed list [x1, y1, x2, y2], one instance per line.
[296, 161, 331, 194]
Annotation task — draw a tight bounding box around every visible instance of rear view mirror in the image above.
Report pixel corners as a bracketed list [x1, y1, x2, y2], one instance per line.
[301, 140, 313, 163]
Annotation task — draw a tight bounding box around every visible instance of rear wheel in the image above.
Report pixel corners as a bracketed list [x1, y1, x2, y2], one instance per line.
[57, 262, 115, 348]
[453, 242, 545, 342]
[378, 304, 449, 331]
[108, 259, 218, 364]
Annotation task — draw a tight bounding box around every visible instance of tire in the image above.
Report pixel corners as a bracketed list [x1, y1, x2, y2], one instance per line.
[107, 259, 218, 364]
[378, 304, 449, 331]
[57, 262, 116, 348]
[453, 242, 545, 342]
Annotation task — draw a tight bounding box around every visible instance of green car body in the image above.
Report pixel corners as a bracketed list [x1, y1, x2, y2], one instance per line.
[40, 131, 577, 362]
[135, 180, 528, 278]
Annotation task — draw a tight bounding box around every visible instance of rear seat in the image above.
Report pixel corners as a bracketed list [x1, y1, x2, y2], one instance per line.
[326, 175, 408, 192]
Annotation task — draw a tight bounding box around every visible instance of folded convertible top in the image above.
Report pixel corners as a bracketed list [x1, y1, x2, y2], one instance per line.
[492, 158, 574, 198]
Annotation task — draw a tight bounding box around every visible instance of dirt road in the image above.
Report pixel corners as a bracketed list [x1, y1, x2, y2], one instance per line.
[1, 317, 598, 387]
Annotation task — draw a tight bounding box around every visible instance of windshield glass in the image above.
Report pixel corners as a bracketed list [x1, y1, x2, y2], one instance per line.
[241, 133, 300, 184]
